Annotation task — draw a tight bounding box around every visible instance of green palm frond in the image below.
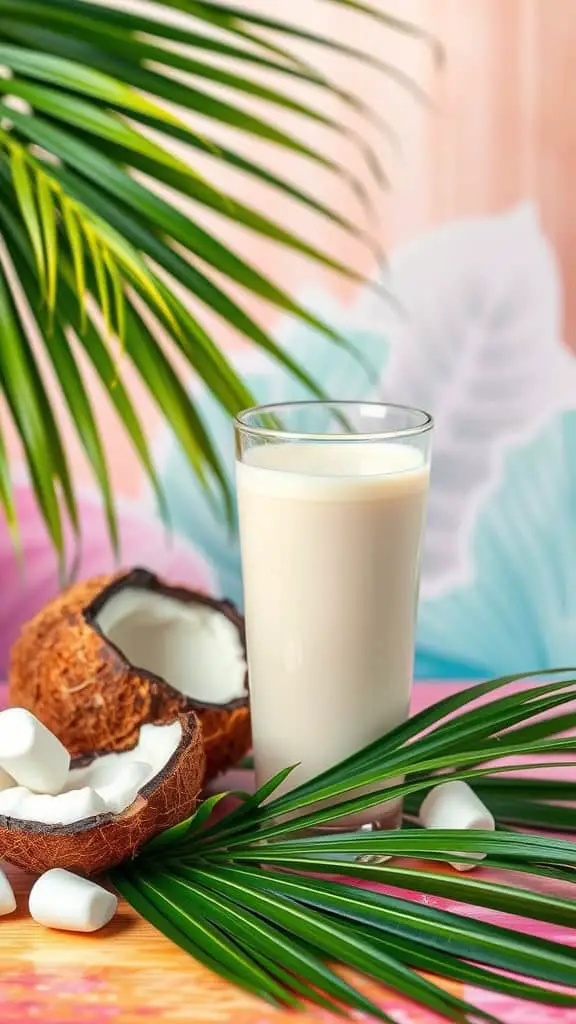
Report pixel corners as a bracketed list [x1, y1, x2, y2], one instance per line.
[0, 0, 432, 561]
[114, 671, 576, 1021]
[1, 134, 173, 333]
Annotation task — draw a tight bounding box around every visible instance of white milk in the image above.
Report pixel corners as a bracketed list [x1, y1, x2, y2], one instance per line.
[236, 441, 429, 827]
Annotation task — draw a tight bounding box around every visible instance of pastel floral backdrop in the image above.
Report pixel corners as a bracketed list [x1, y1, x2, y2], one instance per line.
[3, 0, 576, 682]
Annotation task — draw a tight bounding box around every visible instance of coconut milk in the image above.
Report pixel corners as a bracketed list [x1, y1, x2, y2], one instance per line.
[236, 441, 429, 826]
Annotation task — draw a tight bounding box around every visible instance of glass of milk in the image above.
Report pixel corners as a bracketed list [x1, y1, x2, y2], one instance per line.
[235, 402, 433, 829]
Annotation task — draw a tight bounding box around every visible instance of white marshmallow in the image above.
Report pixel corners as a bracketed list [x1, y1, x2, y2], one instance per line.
[0, 785, 32, 815]
[19, 787, 106, 826]
[96, 761, 151, 814]
[419, 780, 495, 871]
[0, 709, 70, 795]
[0, 868, 16, 916]
[0, 767, 15, 792]
[64, 760, 117, 793]
[29, 869, 118, 932]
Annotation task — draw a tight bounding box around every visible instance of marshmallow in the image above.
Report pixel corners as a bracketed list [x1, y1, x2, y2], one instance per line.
[0, 786, 105, 824]
[96, 761, 151, 814]
[66, 758, 120, 791]
[0, 868, 16, 916]
[29, 869, 118, 932]
[0, 786, 32, 815]
[19, 787, 106, 826]
[0, 709, 70, 795]
[419, 780, 495, 871]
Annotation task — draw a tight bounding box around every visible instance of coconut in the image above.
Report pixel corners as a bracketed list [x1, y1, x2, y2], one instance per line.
[9, 568, 250, 782]
[0, 712, 205, 875]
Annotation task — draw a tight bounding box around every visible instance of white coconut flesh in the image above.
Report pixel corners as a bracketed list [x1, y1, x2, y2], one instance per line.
[0, 721, 182, 826]
[94, 588, 247, 706]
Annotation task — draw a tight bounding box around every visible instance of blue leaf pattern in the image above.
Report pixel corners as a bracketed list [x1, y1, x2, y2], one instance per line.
[416, 410, 576, 677]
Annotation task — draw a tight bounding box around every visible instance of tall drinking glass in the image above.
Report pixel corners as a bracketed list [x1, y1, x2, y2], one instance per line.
[235, 402, 433, 828]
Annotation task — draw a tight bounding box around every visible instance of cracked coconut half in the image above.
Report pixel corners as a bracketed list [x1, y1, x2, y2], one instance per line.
[0, 711, 205, 875]
[9, 568, 250, 783]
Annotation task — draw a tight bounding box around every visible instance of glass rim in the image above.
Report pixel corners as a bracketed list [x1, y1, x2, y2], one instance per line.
[235, 400, 434, 443]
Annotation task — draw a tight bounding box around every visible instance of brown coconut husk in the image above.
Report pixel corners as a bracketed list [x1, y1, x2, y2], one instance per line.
[0, 711, 204, 875]
[9, 569, 250, 782]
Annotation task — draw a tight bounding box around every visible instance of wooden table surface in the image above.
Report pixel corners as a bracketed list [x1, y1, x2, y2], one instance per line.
[0, 683, 574, 1024]
[0, 858, 462, 1024]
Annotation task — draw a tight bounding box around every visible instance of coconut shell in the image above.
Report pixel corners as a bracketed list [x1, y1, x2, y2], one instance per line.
[0, 712, 205, 875]
[9, 568, 250, 782]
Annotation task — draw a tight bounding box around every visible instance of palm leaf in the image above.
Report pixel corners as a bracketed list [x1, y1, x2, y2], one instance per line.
[0, 32, 381, 243]
[0, 187, 166, 528]
[140, 872, 298, 1007]
[0, 40, 386, 195]
[114, 672, 576, 1020]
[0, 0, 423, 555]
[112, 870, 283, 1005]
[0, 2, 309, 79]
[84, 226, 111, 338]
[120, 295, 233, 518]
[1, 173, 241, 524]
[170, 875, 383, 1018]
[173, 867, 484, 1024]
[12, 29, 347, 135]
[59, 197, 85, 328]
[9, 246, 119, 553]
[35, 171, 58, 315]
[0, 258, 66, 568]
[0, 0, 423, 147]
[48, 162, 369, 393]
[7, 139, 45, 289]
[0, 43, 183, 127]
[437, 776, 576, 834]
[236, 854, 576, 928]
[158, 0, 440, 72]
[195, 865, 576, 990]
[352, 926, 576, 1010]
[0, 417, 19, 554]
[4, 107, 371, 348]
[0, 77, 377, 278]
